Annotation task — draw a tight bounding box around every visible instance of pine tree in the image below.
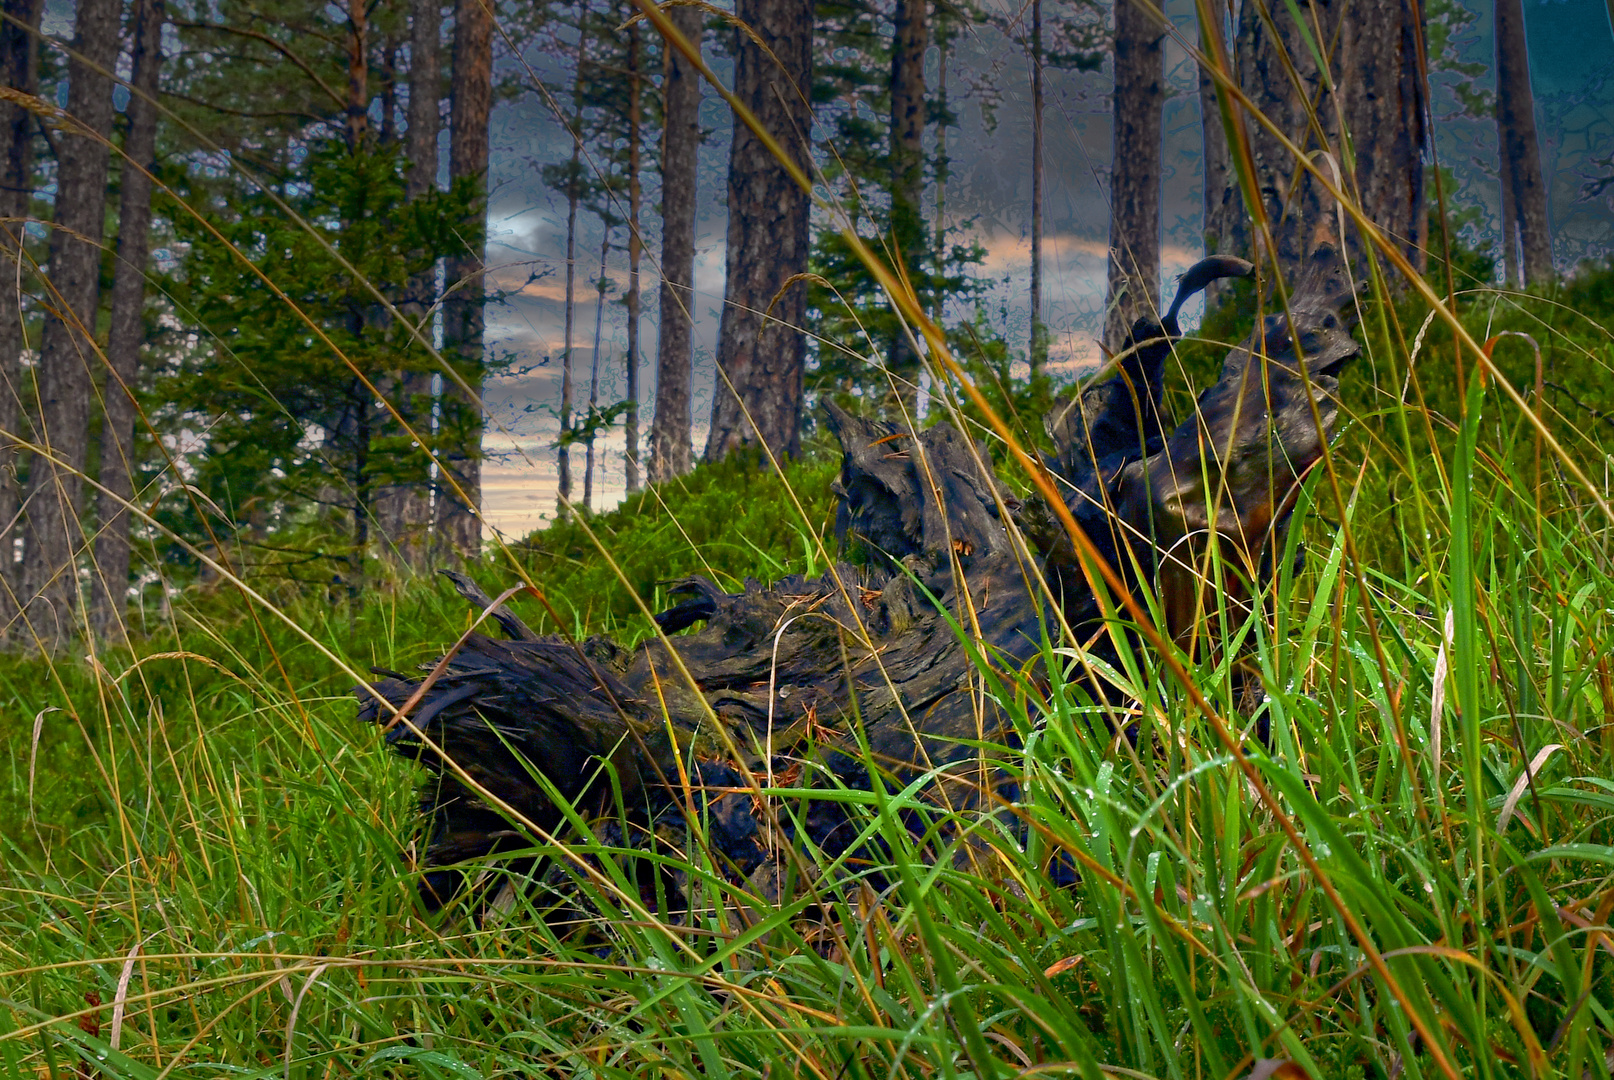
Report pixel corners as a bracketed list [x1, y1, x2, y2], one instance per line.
[807, 0, 994, 418]
[1495, 0, 1552, 285]
[20, 0, 120, 647]
[648, 3, 701, 483]
[91, 0, 167, 640]
[541, 0, 656, 506]
[706, 0, 813, 462]
[374, 0, 444, 565]
[622, 19, 643, 492]
[0, 0, 43, 635]
[436, 0, 493, 559]
[886, 0, 927, 405]
[1104, 0, 1163, 352]
[1197, 0, 1242, 307]
[1199, 0, 1427, 283]
[982, 0, 1102, 374]
[167, 146, 479, 580]
[552, 3, 590, 516]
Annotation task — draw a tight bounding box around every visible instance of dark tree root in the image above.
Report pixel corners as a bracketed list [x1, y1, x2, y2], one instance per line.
[357, 243, 1361, 916]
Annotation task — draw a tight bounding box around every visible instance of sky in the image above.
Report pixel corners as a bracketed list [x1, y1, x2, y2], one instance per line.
[474, 0, 1614, 541]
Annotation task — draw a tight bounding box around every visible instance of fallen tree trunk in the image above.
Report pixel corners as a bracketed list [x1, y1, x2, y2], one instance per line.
[358, 243, 1360, 912]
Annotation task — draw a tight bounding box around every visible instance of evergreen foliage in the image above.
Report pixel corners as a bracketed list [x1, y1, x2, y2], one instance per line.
[161, 144, 484, 570]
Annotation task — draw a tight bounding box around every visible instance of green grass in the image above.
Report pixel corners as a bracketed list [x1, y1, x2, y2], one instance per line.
[7, 282, 1614, 1076]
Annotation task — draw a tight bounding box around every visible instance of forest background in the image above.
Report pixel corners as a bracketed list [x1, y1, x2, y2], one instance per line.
[483, 0, 1614, 534]
[0, 0, 1606, 615]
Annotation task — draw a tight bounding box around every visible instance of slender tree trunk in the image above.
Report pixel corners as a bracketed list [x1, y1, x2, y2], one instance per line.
[339, 1, 375, 571]
[346, 0, 369, 150]
[623, 23, 642, 493]
[1197, 0, 1242, 310]
[1500, 145, 1519, 287]
[648, 3, 699, 483]
[886, 0, 927, 408]
[437, 0, 492, 559]
[352, 398, 372, 597]
[558, 13, 589, 516]
[584, 227, 607, 510]
[18, 0, 119, 648]
[1029, 0, 1046, 375]
[0, 0, 44, 635]
[704, 0, 812, 463]
[1104, 0, 1163, 352]
[376, 0, 441, 565]
[932, 39, 947, 338]
[380, 39, 399, 144]
[90, 0, 164, 641]
[1495, 0, 1551, 284]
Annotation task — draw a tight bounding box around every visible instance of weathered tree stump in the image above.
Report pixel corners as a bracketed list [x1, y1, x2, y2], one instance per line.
[358, 243, 1360, 911]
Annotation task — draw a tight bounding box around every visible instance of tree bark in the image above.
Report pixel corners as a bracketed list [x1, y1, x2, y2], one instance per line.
[557, 12, 588, 517]
[380, 39, 399, 144]
[1203, 0, 1426, 285]
[1495, 0, 1551, 284]
[436, 0, 492, 559]
[1227, 0, 1338, 274]
[19, 0, 120, 648]
[1104, 0, 1163, 353]
[1500, 141, 1518, 288]
[584, 226, 607, 511]
[623, 22, 642, 493]
[90, 0, 165, 641]
[648, 3, 699, 485]
[704, 0, 812, 465]
[886, 0, 927, 406]
[0, 0, 44, 635]
[1029, 0, 1046, 376]
[1340, 0, 1426, 274]
[345, 0, 370, 150]
[376, 0, 442, 564]
[1197, 0, 1243, 311]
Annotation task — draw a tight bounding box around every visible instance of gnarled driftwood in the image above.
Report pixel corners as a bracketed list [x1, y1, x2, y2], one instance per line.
[358, 243, 1360, 911]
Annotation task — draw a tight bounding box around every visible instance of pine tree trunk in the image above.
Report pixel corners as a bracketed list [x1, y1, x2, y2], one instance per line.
[1495, 0, 1552, 284]
[380, 39, 399, 144]
[345, 0, 370, 150]
[1500, 145, 1519, 287]
[90, 0, 165, 641]
[704, 0, 812, 464]
[0, 0, 43, 635]
[1104, 0, 1163, 353]
[585, 227, 607, 510]
[648, 3, 699, 484]
[886, 0, 927, 408]
[437, 0, 492, 559]
[1340, 0, 1426, 274]
[19, 0, 119, 648]
[1214, 0, 1342, 276]
[376, 0, 441, 564]
[1029, 0, 1046, 375]
[623, 22, 642, 493]
[557, 14, 588, 517]
[1197, 0, 1242, 311]
[1203, 0, 1425, 284]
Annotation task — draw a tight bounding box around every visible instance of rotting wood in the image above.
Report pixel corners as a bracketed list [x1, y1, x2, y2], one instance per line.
[358, 243, 1361, 912]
